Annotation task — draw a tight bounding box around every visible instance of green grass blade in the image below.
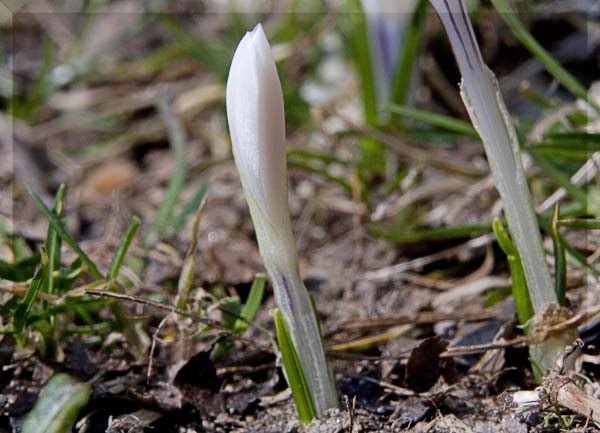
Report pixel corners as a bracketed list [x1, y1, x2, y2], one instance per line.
[538, 212, 600, 276]
[171, 181, 209, 231]
[21, 373, 91, 433]
[274, 308, 317, 424]
[287, 159, 352, 193]
[558, 218, 600, 230]
[0, 254, 40, 282]
[27, 187, 103, 280]
[527, 149, 588, 206]
[108, 216, 141, 281]
[146, 96, 188, 245]
[550, 205, 567, 305]
[234, 274, 266, 334]
[390, 0, 427, 109]
[287, 148, 349, 166]
[492, 218, 534, 326]
[13, 266, 45, 343]
[343, 0, 377, 125]
[491, 0, 600, 113]
[368, 222, 492, 243]
[387, 104, 479, 138]
[45, 184, 66, 296]
[212, 275, 266, 361]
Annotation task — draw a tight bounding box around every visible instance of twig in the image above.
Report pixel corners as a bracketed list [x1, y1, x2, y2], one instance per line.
[501, 340, 600, 425]
[444, 304, 600, 357]
[147, 311, 173, 384]
[328, 304, 600, 359]
[345, 395, 356, 433]
[83, 289, 274, 352]
[325, 308, 502, 337]
[363, 233, 494, 281]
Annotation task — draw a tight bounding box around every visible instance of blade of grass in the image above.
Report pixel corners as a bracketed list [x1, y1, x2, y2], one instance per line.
[491, 0, 600, 113]
[234, 274, 266, 334]
[13, 266, 45, 344]
[108, 216, 141, 281]
[145, 96, 188, 245]
[21, 373, 91, 433]
[527, 149, 588, 206]
[558, 218, 600, 230]
[386, 104, 479, 138]
[45, 184, 66, 296]
[537, 211, 600, 276]
[274, 308, 317, 424]
[27, 187, 103, 280]
[287, 148, 349, 166]
[532, 133, 600, 160]
[368, 221, 492, 243]
[492, 217, 534, 326]
[174, 197, 207, 310]
[550, 204, 566, 305]
[390, 0, 427, 109]
[170, 181, 209, 231]
[343, 0, 377, 125]
[287, 158, 352, 193]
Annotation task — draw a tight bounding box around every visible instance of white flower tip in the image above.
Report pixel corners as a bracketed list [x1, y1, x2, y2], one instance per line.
[226, 23, 289, 232]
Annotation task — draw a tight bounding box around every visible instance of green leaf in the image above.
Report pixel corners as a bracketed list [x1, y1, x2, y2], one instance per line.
[145, 96, 188, 245]
[0, 253, 40, 282]
[287, 148, 349, 166]
[13, 266, 45, 344]
[558, 218, 600, 230]
[219, 297, 242, 331]
[368, 222, 492, 243]
[170, 181, 209, 231]
[492, 218, 534, 327]
[234, 274, 266, 334]
[342, 0, 377, 125]
[390, 0, 427, 110]
[27, 187, 103, 280]
[108, 216, 141, 281]
[527, 149, 588, 206]
[212, 275, 266, 361]
[491, 0, 600, 114]
[45, 184, 65, 296]
[287, 158, 352, 194]
[484, 285, 512, 308]
[274, 308, 317, 424]
[21, 373, 91, 433]
[550, 205, 567, 305]
[210, 297, 242, 362]
[386, 104, 479, 138]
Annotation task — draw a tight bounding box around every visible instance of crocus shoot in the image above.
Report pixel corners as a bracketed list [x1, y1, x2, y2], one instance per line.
[360, 0, 420, 106]
[225, 24, 338, 421]
[429, 0, 576, 374]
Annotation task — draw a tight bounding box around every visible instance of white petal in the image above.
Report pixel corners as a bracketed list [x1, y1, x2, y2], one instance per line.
[226, 24, 288, 230]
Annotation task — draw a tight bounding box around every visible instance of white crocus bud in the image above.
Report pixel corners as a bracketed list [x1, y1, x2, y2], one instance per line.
[226, 24, 338, 416]
[429, 0, 555, 312]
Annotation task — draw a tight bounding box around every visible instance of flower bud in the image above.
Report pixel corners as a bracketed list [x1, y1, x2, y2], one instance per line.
[226, 24, 338, 417]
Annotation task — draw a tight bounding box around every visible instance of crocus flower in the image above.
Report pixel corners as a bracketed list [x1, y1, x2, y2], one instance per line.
[361, 0, 419, 105]
[429, 0, 555, 312]
[226, 24, 338, 416]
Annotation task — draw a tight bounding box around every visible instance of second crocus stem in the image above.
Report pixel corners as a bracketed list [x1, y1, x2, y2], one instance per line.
[429, 0, 556, 312]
